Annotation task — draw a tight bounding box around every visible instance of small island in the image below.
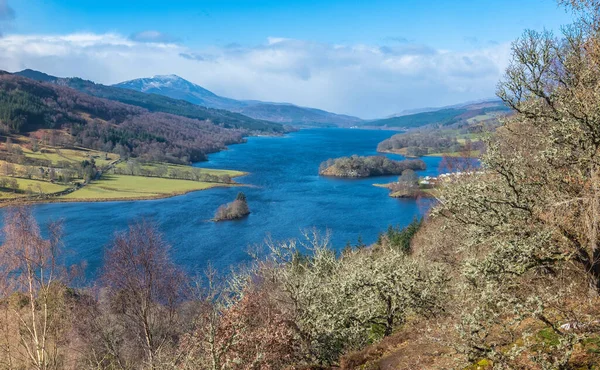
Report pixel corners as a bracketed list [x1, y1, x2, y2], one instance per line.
[213, 192, 250, 221]
[374, 169, 436, 199]
[318, 155, 426, 178]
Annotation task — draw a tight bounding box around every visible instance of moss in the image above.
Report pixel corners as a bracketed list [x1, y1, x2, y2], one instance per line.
[584, 336, 600, 355]
[463, 358, 492, 370]
[537, 327, 561, 347]
[367, 323, 386, 343]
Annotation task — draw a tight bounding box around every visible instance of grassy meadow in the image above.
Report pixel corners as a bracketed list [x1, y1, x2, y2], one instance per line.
[60, 175, 235, 201]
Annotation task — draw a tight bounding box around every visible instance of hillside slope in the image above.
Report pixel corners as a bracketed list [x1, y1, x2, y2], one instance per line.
[366, 100, 512, 129]
[0, 72, 247, 163]
[114, 75, 363, 126]
[15, 69, 286, 133]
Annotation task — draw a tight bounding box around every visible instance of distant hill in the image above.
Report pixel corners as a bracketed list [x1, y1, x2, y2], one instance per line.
[15, 69, 286, 134]
[236, 103, 362, 126]
[367, 100, 512, 129]
[114, 75, 363, 127]
[15, 69, 59, 83]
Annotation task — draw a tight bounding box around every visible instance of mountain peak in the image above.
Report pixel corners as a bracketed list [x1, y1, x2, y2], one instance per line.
[113, 74, 363, 125]
[114, 74, 212, 95]
[152, 74, 184, 81]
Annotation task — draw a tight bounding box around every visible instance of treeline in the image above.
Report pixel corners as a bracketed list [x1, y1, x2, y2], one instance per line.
[112, 160, 234, 183]
[70, 113, 245, 163]
[0, 74, 246, 163]
[377, 131, 484, 157]
[0, 208, 442, 370]
[319, 155, 426, 177]
[0, 156, 96, 185]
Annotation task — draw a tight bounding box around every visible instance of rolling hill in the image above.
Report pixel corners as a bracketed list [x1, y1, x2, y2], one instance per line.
[366, 100, 512, 129]
[1, 71, 252, 163]
[14, 69, 286, 133]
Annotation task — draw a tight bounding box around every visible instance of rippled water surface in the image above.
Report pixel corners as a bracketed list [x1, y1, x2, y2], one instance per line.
[8, 128, 449, 278]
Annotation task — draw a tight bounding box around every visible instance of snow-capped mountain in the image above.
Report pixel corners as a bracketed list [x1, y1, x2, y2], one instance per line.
[114, 74, 247, 110]
[114, 75, 363, 126]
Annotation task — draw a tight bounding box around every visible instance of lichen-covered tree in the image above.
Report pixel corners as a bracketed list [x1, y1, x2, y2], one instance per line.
[260, 229, 447, 366]
[0, 208, 70, 370]
[433, 0, 600, 366]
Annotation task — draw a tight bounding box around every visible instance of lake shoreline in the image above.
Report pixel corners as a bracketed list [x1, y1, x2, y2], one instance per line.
[373, 183, 436, 199]
[378, 148, 480, 158]
[0, 182, 246, 208]
[9, 128, 445, 279]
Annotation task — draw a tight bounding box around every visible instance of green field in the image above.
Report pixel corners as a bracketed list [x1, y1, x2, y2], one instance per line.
[0, 135, 246, 204]
[23, 146, 118, 167]
[61, 174, 234, 201]
[466, 112, 504, 124]
[0, 177, 70, 199]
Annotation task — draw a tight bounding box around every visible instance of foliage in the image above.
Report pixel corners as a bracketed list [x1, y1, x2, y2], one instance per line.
[428, 1, 600, 367]
[213, 192, 250, 221]
[256, 230, 447, 366]
[95, 220, 188, 368]
[377, 130, 485, 157]
[378, 218, 422, 253]
[319, 155, 426, 177]
[0, 207, 71, 370]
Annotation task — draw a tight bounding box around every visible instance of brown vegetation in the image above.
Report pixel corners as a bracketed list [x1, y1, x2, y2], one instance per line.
[213, 192, 250, 221]
[0, 73, 247, 164]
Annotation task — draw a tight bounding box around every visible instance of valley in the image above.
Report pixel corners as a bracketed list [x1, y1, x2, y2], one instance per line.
[0, 1, 597, 369]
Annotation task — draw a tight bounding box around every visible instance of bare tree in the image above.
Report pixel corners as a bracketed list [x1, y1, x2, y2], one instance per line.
[101, 220, 188, 369]
[0, 207, 67, 370]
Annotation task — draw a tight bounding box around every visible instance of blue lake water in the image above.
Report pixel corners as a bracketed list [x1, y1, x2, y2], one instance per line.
[4, 128, 450, 279]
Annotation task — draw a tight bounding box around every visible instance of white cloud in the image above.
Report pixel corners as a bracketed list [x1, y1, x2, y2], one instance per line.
[0, 32, 511, 118]
[129, 30, 179, 43]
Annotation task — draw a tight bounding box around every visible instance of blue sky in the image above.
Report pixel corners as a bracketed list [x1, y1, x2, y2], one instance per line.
[0, 0, 576, 118]
[15, 0, 572, 49]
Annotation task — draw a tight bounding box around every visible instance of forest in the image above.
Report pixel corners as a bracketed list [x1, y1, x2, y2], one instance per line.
[0, 73, 249, 163]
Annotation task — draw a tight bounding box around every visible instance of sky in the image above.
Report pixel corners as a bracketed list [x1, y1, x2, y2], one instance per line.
[0, 0, 576, 118]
